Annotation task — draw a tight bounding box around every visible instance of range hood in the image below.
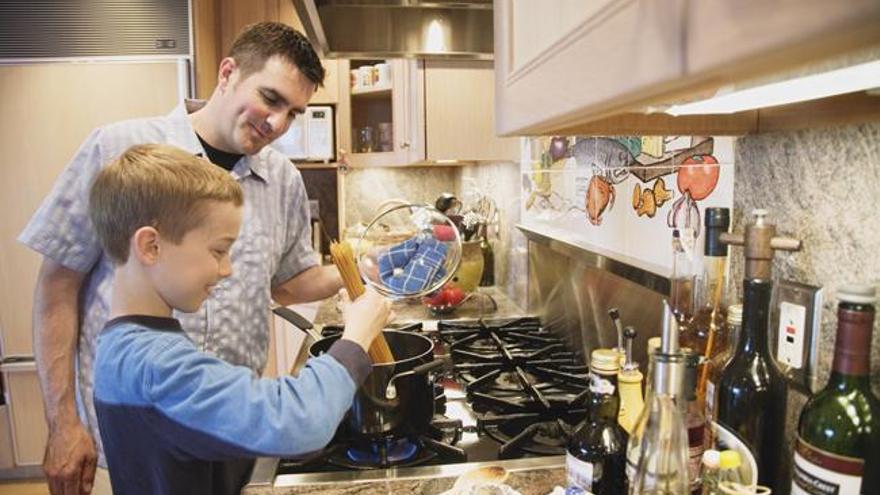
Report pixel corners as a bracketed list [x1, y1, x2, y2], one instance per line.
[292, 0, 494, 60]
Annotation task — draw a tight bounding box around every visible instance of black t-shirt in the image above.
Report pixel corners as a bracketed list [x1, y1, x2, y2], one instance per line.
[196, 134, 244, 171]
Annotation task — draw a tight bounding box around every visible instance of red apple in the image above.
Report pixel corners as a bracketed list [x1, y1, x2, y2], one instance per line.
[442, 285, 466, 307]
[422, 290, 446, 307]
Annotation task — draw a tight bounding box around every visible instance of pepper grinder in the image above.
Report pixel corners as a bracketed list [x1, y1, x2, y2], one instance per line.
[716, 208, 801, 491]
[719, 209, 801, 280]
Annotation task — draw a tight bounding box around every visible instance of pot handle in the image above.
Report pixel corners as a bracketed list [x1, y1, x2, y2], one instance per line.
[273, 306, 324, 342]
[385, 358, 447, 400]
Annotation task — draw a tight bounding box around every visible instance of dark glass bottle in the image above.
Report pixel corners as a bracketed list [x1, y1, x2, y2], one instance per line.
[567, 349, 629, 495]
[792, 285, 879, 495]
[478, 235, 494, 286]
[716, 279, 788, 490]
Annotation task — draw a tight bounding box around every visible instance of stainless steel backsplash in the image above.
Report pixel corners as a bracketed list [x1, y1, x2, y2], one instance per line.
[524, 232, 669, 366]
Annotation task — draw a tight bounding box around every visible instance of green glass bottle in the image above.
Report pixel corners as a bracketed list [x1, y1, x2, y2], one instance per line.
[792, 284, 880, 495]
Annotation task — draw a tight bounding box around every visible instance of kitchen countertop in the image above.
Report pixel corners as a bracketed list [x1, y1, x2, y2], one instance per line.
[243, 457, 565, 495]
[312, 286, 528, 328]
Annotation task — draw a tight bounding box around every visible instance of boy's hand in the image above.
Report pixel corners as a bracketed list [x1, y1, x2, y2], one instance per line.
[340, 288, 393, 353]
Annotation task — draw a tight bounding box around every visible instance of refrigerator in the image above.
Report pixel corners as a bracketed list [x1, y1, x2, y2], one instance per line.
[0, 58, 188, 475]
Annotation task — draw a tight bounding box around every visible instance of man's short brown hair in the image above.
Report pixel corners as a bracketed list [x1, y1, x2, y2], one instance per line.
[89, 144, 244, 264]
[229, 22, 325, 86]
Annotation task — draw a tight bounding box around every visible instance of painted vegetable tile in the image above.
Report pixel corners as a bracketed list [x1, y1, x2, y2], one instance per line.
[521, 135, 734, 275]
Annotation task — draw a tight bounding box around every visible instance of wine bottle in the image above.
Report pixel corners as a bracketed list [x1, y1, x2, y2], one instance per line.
[792, 285, 880, 495]
[567, 349, 628, 495]
[716, 209, 800, 491]
[716, 279, 788, 490]
[682, 208, 732, 406]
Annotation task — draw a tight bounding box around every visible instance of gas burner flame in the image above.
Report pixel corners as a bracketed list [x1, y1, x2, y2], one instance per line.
[345, 437, 419, 467]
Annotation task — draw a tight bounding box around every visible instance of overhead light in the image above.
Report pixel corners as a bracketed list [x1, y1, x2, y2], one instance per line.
[424, 19, 449, 53]
[665, 60, 880, 115]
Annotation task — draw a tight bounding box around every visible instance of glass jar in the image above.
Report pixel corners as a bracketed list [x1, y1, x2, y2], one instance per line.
[357, 126, 374, 153]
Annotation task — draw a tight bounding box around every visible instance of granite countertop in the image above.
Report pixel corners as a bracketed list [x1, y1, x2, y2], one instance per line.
[243, 458, 565, 495]
[312, 286, 528, 328]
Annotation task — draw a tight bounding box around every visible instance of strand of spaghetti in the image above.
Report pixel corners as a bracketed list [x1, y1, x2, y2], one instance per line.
[330, 241, 394, 363]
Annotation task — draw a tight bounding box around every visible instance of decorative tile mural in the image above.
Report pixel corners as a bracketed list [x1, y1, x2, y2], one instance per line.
[521, 136, 735, 276]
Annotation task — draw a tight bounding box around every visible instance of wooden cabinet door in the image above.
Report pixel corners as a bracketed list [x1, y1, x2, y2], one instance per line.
[494, 0, 686, 136]
[424, 60, 519, 162]
[687, 0, 880, 85]
[343, 59, 425, 167]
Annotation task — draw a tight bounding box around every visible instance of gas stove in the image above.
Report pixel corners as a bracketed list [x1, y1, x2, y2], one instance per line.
[246, 317, 584, 488]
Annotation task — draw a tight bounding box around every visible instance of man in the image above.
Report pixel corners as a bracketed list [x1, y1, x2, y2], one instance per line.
[19, 22, 342, 495]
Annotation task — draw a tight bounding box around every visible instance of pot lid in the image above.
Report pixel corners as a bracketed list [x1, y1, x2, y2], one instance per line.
[356, 203, 462, 299]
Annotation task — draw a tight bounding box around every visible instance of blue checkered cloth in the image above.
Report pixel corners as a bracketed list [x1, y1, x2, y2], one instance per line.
[378, 237, 449, 294]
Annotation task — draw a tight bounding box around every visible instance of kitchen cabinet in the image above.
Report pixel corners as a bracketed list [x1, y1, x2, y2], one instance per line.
[424, 60, 519, 162]
[494, 0, 880, 136]
[338, 58, 425, 167]
[340, 59, 519, 167]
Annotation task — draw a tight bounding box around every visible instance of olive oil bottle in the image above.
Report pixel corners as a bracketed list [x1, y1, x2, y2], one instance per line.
[567, 349, 629, 495]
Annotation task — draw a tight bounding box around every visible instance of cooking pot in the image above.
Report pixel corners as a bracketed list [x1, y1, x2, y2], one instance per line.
[309, 330, 445, 437]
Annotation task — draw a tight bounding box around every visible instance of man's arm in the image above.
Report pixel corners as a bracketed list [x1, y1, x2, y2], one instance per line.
[271, 264, 343, 306]
[32, 258, 97, 495]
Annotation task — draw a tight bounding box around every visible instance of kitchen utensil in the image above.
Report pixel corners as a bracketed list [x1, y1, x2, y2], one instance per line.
[434, 193, 462, 215]
[357, 204, 462, 299]
[310, 331, 446, 437]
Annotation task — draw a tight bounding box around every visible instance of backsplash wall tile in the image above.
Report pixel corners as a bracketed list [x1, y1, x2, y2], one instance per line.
[733, 122, 880, 395]
[457, 161, 526, 307]
[732, 122, 880, 495]
[341, 166, 458, 230]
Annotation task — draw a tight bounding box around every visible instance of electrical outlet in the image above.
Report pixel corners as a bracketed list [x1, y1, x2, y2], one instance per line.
[777, 301, 807, 368]
[773, 280, 823, 394]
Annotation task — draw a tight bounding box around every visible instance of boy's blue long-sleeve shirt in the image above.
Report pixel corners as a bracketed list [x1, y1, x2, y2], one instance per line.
[94, 315, 371, 495]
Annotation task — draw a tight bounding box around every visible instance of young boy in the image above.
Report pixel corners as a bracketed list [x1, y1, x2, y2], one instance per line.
[88, 143, 391, 494]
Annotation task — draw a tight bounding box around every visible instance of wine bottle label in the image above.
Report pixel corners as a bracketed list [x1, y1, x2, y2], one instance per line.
[791, 436, 863, 495]
[566, 453, 595, 492]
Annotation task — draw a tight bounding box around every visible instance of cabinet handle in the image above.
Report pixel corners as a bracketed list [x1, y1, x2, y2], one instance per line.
[400, 141, 410, 149]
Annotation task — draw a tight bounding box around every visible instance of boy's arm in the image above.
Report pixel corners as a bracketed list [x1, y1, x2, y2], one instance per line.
[144, 336, 370, 459]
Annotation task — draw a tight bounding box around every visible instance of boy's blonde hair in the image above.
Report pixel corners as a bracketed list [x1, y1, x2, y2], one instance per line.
[89, 144, 244, 263]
